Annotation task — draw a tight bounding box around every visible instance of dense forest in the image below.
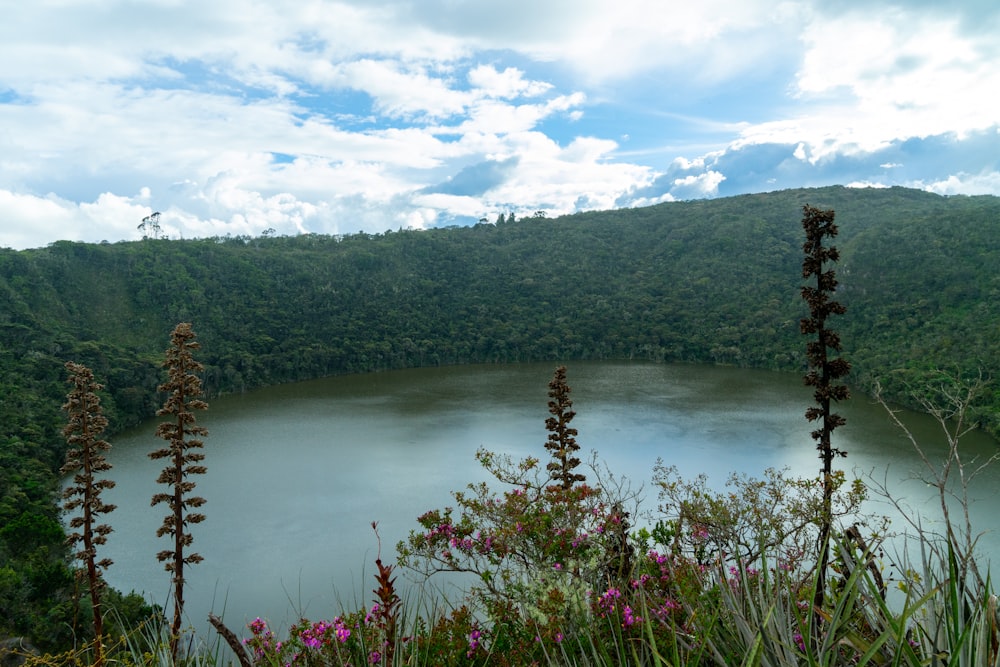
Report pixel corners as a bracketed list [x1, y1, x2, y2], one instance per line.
[2, 184, 999, 648]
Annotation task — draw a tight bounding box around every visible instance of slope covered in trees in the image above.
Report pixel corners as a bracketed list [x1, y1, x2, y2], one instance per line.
[4, 186, 998, 430]
[1, 185, 999, 645]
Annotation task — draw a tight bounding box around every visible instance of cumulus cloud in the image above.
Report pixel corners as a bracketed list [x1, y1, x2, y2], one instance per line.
[0, 189, 152, 248]
[467, 65, 552, 99]
[0, 0, 998, 249]
[920, 171, 1000, 196]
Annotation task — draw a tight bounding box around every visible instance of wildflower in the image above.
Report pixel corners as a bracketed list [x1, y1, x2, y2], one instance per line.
[555, 632, 564, 643]
[245, 618, 278, 659]
[598, 587, 622, 614]
[369, 650, 381, 663]
[334, 617, 351, 643]
[623, 606, 642, 627]
[467, 627, 482, 657]
[653, 599, 680, 619]
[365, 603, 380, 624]
[793, 632, 805, 652]
[648, 550, 668, 565]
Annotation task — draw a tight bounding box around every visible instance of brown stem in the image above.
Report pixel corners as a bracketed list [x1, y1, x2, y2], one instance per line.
[208, 614, 253, 667]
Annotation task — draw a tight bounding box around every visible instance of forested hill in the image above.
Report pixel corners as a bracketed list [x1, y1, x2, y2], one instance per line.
[4, 185, 1000, 441]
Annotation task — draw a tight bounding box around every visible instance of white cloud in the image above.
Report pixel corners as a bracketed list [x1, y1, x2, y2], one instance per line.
[467, 65, 552, 99]
[323, 59, 470, 119]
[787, 7, 1000, 148]
[0, 189, 153, 248]
[918, 171, 1000, 196]
[672, 171, 726, 198]
[1, 0, 999, 249]
[845, 181, 890, 190]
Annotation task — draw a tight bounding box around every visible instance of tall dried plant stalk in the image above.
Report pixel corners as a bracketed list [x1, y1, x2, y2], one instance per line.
[545, 365, 585, 490]
[60, 362, 116, 667]
[800, 204, 851, 616]
[149, 322, 208, 660]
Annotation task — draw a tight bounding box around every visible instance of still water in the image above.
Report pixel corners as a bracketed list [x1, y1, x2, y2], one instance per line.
[96, 362, 1000, 634]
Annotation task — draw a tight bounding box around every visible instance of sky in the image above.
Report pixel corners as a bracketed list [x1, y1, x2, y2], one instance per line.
[1, 0, 999, 250]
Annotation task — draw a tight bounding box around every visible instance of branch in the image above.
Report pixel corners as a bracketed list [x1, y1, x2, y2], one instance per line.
[208, 613, 253, 667]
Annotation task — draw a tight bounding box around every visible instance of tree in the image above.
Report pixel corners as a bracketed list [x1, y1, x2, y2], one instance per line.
[60, 362, 116, 667]
[799, 204, 850, 615]
[544, 365, 585, 490]
[138, 211, 162, 240]
[149, 322, 208, 660]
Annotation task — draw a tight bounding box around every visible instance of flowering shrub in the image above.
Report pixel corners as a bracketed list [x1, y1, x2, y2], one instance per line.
[653, 461, 877, 575]
[397, 448, 628, 623]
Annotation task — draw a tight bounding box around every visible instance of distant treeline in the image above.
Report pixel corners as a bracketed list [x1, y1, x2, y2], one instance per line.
[2, 184, 999, 644]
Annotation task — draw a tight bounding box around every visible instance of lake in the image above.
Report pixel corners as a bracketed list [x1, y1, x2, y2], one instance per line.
[93, 361, 1000, 637]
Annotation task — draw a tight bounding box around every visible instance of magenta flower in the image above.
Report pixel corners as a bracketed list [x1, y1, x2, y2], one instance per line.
[467, 627, 482, 657]
[334, 617, 351, 643]
[598, 587, 623, 614]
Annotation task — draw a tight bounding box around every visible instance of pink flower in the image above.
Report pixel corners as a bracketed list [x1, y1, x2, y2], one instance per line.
[334, 617, 351, 643]
[365, 604, 380, 624]
[598, 587, 622, 614]
[631, 573, 651, 588]
[467, 627, 482, 657]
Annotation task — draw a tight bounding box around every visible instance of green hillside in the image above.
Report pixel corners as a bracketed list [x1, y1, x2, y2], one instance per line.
[2, 184, 999, 646]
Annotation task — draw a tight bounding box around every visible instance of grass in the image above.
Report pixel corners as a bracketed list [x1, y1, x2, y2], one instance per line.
[22, 522, 996, 666]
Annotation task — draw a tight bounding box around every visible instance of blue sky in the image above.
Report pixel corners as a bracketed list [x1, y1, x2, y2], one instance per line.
[1, 0, 998, 249]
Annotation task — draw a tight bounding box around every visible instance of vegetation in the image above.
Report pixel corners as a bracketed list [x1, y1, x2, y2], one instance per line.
[0, 186, 998, 664]
[60, 362, 116, 667]
[149, 323, 209, 661]
[544, 366, 586, 490]
[799, 204, 851, 615]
